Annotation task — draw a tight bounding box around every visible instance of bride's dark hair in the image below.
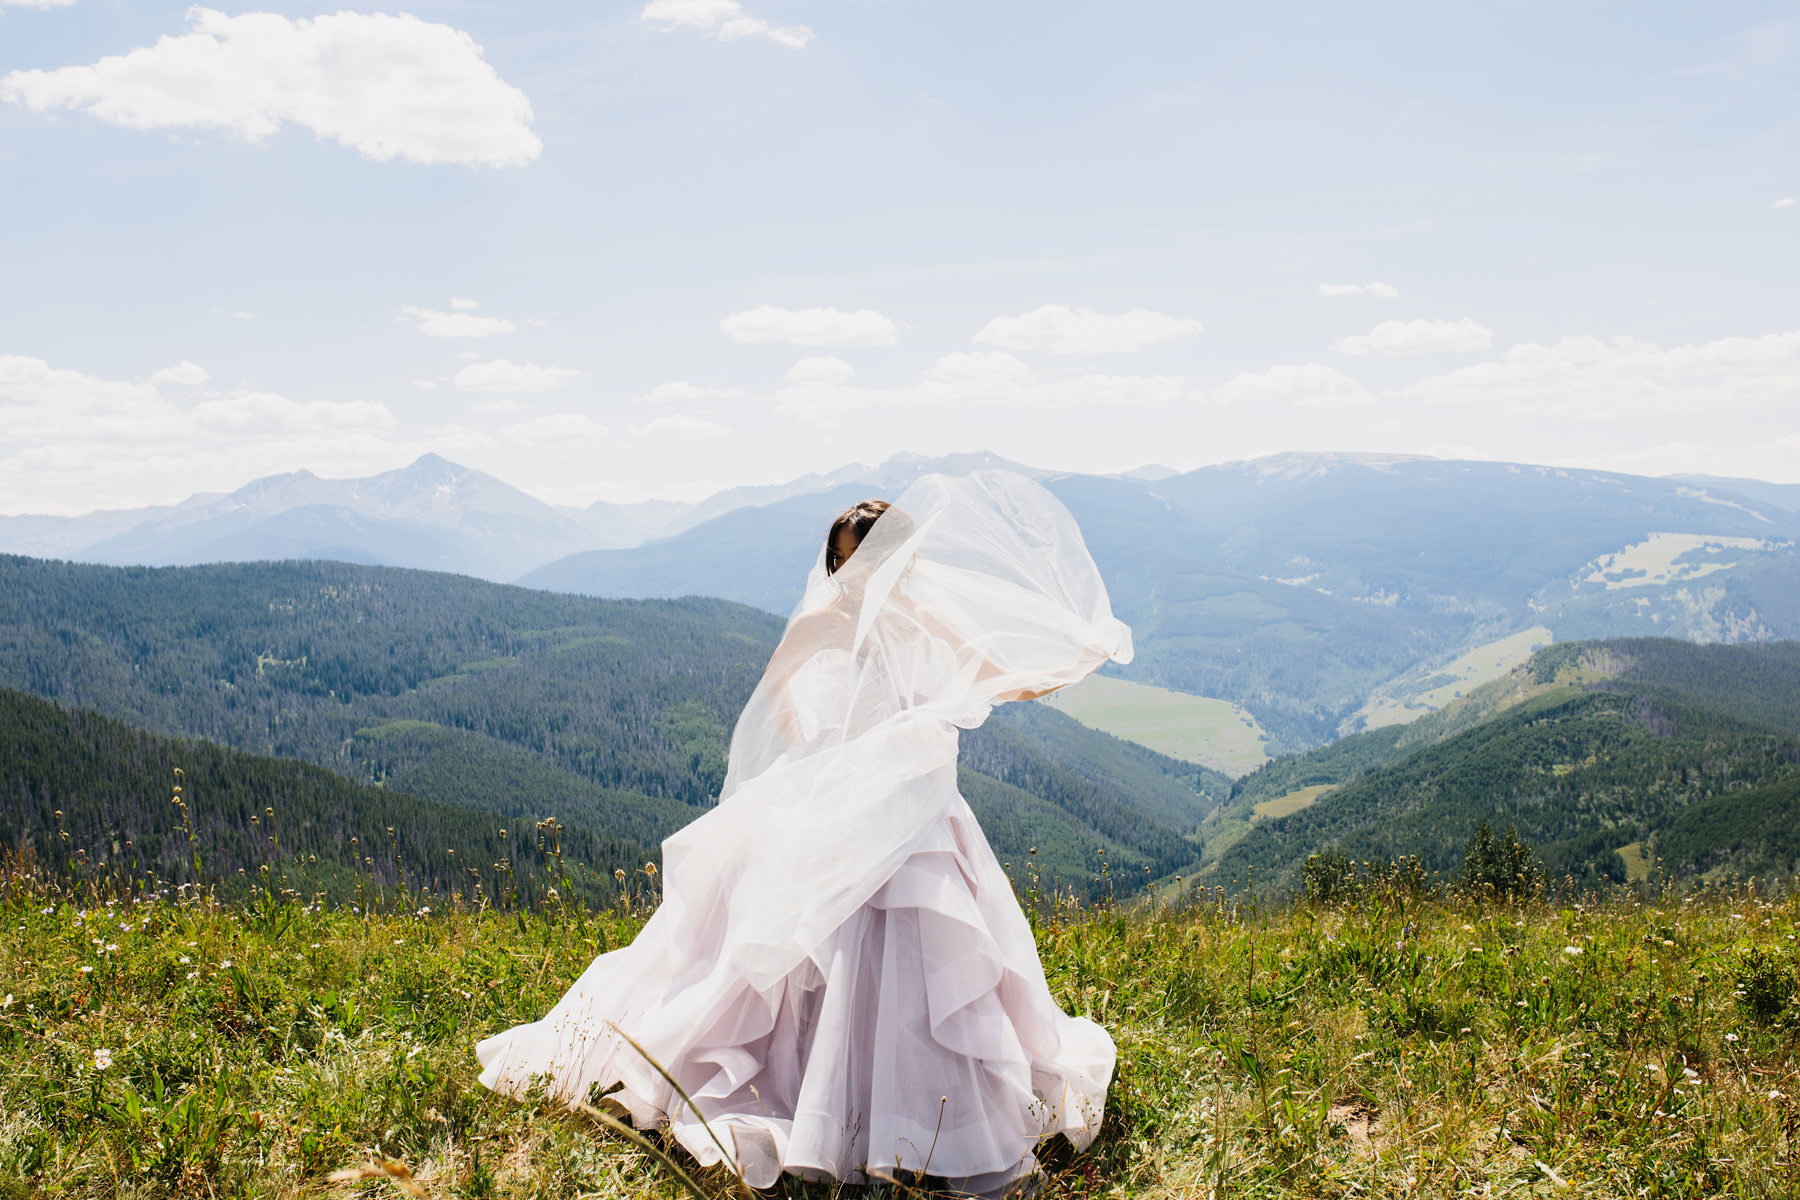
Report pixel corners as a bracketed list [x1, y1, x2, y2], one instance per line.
[825, 499, 891, 574]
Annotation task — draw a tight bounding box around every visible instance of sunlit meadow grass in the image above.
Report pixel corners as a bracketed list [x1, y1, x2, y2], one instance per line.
[2, 852, 1798, 1199]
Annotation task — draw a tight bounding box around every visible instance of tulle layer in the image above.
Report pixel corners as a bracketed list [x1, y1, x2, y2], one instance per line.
[475, 794, 1113, 1188]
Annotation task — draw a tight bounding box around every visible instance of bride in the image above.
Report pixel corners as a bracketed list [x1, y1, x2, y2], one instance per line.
[477, 469, 1134, 1193]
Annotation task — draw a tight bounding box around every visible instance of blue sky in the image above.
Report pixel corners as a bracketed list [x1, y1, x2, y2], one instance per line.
[2, 0, 1796, 513]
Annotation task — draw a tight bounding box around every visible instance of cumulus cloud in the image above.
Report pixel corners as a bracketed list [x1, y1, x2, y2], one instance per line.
[721, 305, 898, 348]
[1412, 330, 1800, 418]
[1776, 197, 1797, 210]
[0, 8, 541, 167]
[452, 359, 581, 393]
[449, 296, 479, 310]
[630, 414, 732, 439]
[0, 354, 401, 513]
[502, 413, 607, 447]
[640, 0, 812, 49]
[150, 361, 209, 387]
[634, 380, 744, 405]
[1318, 282, 1400, 299]
[973, 305, 1203, 356]
[401, 304, 516, 338]
[785, 356, 854, 385]
[1212, 364, 1375, 408]
[1336, 317, 1492, 357]
[770, 351, 1191, 427]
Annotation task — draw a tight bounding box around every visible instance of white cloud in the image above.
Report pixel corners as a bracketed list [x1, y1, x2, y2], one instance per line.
[401, 305, 516, 338]
[641, 0, 812, 49]
[470, 397, 519, 413]
[1, 8, 541, 167]
[150, 361, 209, 387]
[1, 0, 78, 8]
[502, 413, 607, 447]
[189, 390, 393, 434]
[631, 414, 732, 439]
[1413, 330, 1800, 418]
[1319, 282, 1399, 299]
[452, 359, 581, 393]
[1336, 317, 1492, 357]
[0, 354, 402, 513]
[785, 356, 854, 385]
[770, 351, 1192, 427]
[410, 379, 438, 389]
[720, 305, 898, 348]
[1212, 364, 1374, 408]
[634, 380, 744, 405]
[449, 296, 479, 310]
[1776, 197, 1797, 210]
[904, 353, 1191, 409]
[973, 305, 1203, 355]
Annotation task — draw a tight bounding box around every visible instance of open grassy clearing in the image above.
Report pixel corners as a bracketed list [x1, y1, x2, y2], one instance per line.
[1040, 676, 1269, 777]
[1618, 843, 1654, 884]
[4, 857, 1800, 1199]
[1580, 533, 1777, 591]
[1251, 785, 1332, 821]
[1356, 627, 1554, 732]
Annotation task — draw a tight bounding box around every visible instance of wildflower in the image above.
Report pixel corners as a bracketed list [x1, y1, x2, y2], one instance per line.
[220, 959, 232, 968]
[40, 906, 52, 915]
[186, 972, 199, 982]
[79, 966, 93, 975]
[93, 1048, 112, 1070]
[644, 862, 658, 879]
[1563, 945, 1582, 956]
[104, 943, 118, 953]
[179, 956, 191, 964]
[2, 995, 11, 1009]
[311, 943, 321, 949]
[1663, 939, 1675, 947]
[394, 939, 404, 946]
[1725, 1033, 1739, 1043]
[1462, 924, 1476, 932]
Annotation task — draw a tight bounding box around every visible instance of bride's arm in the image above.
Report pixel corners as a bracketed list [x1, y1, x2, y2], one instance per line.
[758, 606, 850, 745]
[898, 589, 1110, 703]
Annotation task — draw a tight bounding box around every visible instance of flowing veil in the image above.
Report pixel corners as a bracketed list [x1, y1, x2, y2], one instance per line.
[477, 469, 1133, 1187]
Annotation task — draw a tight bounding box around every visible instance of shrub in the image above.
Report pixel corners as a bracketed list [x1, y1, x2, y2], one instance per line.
[1460, 822, 1546, 901]
[1733, 946, 1797, 1023]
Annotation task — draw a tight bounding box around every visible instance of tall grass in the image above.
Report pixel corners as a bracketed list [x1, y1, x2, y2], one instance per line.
[3, 784, 1798, 1197]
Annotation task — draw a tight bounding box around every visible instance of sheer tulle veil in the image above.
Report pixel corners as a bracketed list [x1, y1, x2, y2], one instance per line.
[477, 469, 1133, 1188]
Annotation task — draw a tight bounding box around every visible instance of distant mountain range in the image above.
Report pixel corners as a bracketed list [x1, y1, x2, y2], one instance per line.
[0, 450, 1047, 581]
[5, 449, 1799, 751]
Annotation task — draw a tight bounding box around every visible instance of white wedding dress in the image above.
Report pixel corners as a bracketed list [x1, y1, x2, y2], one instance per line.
[476, 470, 1134, 1191]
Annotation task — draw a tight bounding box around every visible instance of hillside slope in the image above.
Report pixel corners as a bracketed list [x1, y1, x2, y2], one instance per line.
[0, 688, 644, 901]
[0, 555, 1219, 896]
[1203, 639, 1800, 889]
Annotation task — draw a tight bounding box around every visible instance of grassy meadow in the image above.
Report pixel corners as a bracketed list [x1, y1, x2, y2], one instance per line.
[1040, 678, 1270, 778]
[5, 854, 1800, 1200]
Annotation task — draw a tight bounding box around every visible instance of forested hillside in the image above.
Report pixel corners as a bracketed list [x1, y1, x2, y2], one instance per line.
[1204, 638, 1800, 889]
[0, 688, 642, 902]
[0, 556, 1223, 896]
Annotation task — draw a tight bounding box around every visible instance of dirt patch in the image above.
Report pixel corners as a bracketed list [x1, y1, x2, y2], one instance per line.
[1328, 1104, 1383, 1151]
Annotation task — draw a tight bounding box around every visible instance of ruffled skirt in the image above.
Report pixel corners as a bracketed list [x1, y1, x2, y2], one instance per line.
[475, 794, 1113, 1190]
